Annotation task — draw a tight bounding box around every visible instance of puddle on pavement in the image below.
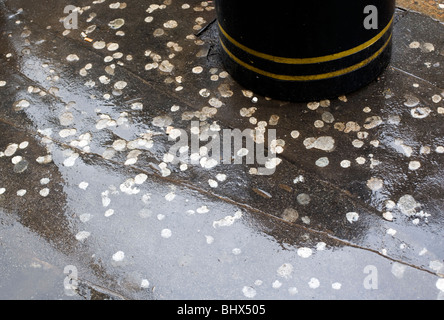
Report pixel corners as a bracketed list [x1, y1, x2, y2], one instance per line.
[0, 0, 444, 299]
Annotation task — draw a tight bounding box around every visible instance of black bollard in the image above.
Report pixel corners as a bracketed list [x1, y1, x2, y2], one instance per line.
[215, 0, 395, 102]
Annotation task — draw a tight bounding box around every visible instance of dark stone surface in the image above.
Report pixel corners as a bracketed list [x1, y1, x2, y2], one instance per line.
[0, 0, 443, 300]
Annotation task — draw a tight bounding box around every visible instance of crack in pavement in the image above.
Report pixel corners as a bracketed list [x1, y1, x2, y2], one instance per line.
[1, 2, 443, 295]
[0, 115, 438, 278]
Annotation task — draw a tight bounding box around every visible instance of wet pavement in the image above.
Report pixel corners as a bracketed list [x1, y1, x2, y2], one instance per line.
[0, 0, 444, 300]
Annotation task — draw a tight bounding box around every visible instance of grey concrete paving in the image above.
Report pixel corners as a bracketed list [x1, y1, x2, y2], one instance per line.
[0, 0, 444, 300]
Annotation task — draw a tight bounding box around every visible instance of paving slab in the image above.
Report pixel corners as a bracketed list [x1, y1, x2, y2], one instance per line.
[0, 0, 444, 300]
[397, 0, 444, 22]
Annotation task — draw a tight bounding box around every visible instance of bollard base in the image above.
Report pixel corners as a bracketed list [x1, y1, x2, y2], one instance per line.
[219, 39, 392, 102]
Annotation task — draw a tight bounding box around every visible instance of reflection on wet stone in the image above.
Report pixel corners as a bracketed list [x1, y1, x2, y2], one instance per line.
[0, 0, 443, 300]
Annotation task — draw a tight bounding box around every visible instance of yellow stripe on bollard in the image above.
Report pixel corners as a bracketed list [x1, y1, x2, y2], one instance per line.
[218, 16, 393, 65]
[219, 34, 392, 81]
